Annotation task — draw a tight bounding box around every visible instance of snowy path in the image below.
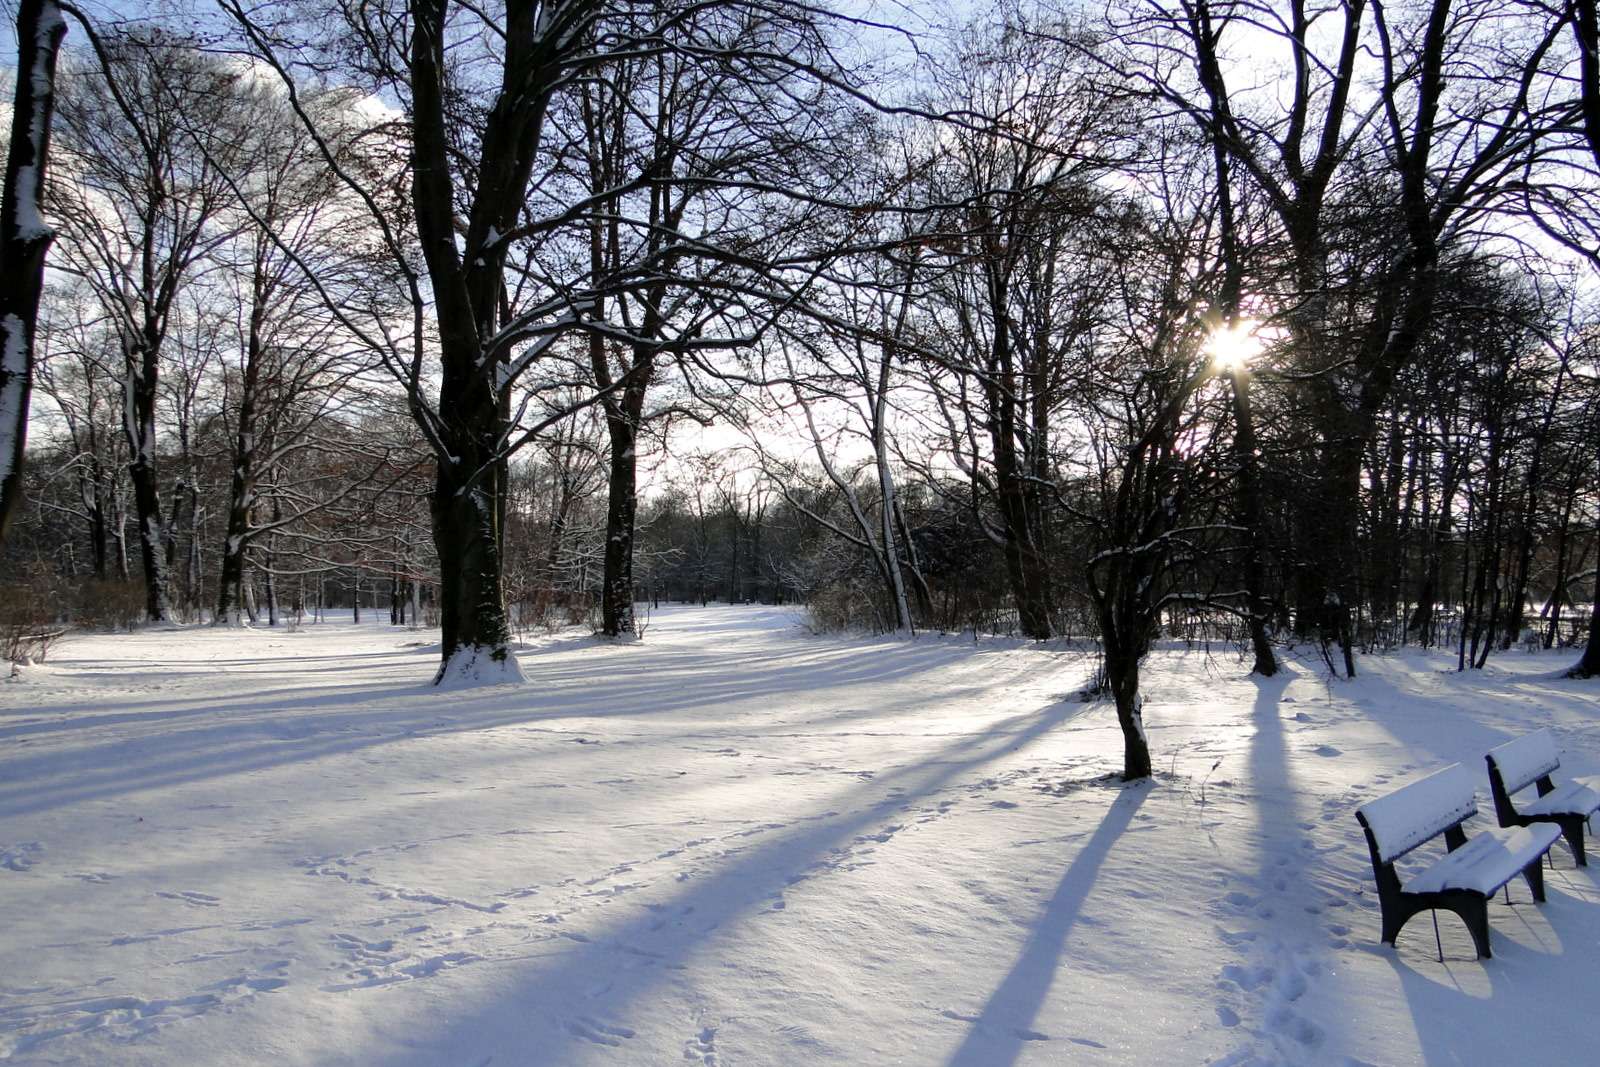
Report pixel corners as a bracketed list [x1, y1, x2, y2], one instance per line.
[4, 606, 1600, 1064]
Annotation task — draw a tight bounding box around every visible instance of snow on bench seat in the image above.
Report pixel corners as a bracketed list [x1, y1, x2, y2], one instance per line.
[1355, 763, 1561, 959]
[1402, 823, 1563, 897]
[1519, 780, 1600, 819]
[1486, 729, 1600, 865]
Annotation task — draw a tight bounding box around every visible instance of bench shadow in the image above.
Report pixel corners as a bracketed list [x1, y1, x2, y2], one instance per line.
[941, 781, 1151, 1067]
[1380, 876, 1595, 1063]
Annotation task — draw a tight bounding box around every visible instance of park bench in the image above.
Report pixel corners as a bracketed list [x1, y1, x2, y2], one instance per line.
[1354, 763, 1561, 958]
[1486, 729, 1600, 866]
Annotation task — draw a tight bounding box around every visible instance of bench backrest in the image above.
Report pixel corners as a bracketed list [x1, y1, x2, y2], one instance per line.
[1355, 763, 1478, 864]
[1485, 730, 1560, 795]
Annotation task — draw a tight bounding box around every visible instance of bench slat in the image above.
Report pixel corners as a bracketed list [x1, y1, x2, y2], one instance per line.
[1486, 730, 1561, 796]
[1356, 764, 1478, 863]
[1403, 823, 1562, 896]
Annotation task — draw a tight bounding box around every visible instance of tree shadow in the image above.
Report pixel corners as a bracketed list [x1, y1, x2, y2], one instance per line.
[0, 628, 1016, 819]
[941, 781, 1151, 1067]
[370, 697, 1087, 1067]
[1378, 862, 1600, 1063]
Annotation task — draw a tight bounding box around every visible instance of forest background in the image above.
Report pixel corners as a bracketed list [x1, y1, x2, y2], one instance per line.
[4, 0, 1600, 780]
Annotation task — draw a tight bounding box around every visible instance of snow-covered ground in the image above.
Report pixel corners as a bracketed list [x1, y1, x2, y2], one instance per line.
[3, 604, 1599, 1066]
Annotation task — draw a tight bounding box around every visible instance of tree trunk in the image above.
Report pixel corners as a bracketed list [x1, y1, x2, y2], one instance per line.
[990, 384, 1053, 639]
[264, 520, 279, 627]
[0, 0, 67, 549]
[409, 0, 535, 683]
[1095, 584, 1155, 782]
[599, 392, 640, 638]
[1567, 600, 1600, 679]
[125, 349, 169, 622]
[430, 447, 523, 684]
[1228, 369, 1277, 676]
[1565, 506, 1600, 678]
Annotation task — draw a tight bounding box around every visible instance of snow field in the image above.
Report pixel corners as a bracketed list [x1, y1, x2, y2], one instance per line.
[3, 605, 1600, 1065]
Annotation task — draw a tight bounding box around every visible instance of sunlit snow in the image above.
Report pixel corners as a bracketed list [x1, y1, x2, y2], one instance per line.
[3, 605, 1599, 1065]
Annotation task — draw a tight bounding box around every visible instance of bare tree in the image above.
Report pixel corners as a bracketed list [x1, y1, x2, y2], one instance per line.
[33, 291, 129, 578]
[753, 235, 933, 634]
[49, 32, 258, 619]
[918, 11, 1131, 639]
[1096, 0, 1582, 673]
[554, 1, 864, 638]
[220, 0, 875, 680]
[205, 89, 392, 625]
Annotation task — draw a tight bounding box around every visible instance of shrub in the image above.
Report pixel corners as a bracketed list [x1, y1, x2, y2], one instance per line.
[1, 565, 67, 664]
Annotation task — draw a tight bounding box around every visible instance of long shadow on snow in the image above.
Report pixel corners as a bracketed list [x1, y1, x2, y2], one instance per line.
[1231, 666, 1324, 1057]
[0, 635, 1034, 821]
[374, 697, 1089, 1066]
[1300, 646, 1600, 779]
[1379, 876, 1600, 1066]
[1267, 649, 1600, 1061]
[942, 782, 1150, 1067]
[1334, 655, 1600, 1060]
[3, 630, 981, 738]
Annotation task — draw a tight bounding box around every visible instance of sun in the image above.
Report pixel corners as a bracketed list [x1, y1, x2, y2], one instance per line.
[1207, 319, 1266, 373]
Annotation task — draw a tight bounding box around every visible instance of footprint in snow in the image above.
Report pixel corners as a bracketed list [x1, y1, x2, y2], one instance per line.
[564, 1016, 635, 1046]
[1219, 963, 1272, 992]
[1268, 964, 1309, 1003]
[1266, 1005, 1324, 1047]
[1, 843, 44, 871]
[156, 890, 221, 907]
[685, 1026, 718, 1064]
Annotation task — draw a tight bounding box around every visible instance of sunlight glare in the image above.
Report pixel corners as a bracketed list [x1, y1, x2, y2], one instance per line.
[1208, 320, 1265, 373]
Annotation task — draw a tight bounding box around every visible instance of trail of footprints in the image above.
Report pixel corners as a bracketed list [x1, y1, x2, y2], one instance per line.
[1205, 760, 1420, 1064]
[0, 959, 293, 1058]
[6, 766, 973, 1059]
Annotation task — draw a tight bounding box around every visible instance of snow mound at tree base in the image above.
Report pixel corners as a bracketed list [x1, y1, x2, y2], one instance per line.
[431, 644, 527, 688]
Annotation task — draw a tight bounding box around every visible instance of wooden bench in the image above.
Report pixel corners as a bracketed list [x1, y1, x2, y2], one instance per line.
[1486, 729, 1600, 866]
[1354, 763, 1561, 958]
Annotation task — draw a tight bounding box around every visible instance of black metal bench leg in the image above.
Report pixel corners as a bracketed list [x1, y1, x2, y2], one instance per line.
[1522, 856, 1548, 902]
[1562, 818, 1587, 866]
[1451, 897, 1493, 959]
